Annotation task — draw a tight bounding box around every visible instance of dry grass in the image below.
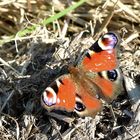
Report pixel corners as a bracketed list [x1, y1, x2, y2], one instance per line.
[0, 0, 140, 140]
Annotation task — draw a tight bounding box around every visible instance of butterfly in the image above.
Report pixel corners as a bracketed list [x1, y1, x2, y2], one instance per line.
[41, 32, 122, 117]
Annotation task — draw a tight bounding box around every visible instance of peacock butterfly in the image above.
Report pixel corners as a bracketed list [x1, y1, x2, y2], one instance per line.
[41, 32, 122, 117]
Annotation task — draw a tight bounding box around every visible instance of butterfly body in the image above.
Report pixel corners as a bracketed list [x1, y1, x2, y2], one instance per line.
[41, 32, 122, 117]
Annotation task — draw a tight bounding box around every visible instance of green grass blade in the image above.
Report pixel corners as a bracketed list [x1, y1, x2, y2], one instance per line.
[17, 0, 86, 37]
[42, 0, 86, 25]
[0, 0, 86, 45]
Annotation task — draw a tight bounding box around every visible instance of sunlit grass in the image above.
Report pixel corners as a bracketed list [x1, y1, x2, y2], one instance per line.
[17, 0, 86, 37]
[0, 0, 86, 44]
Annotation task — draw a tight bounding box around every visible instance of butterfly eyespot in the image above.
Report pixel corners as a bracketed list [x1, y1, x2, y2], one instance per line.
[42, 89, 57, 107]
[98, 33, 118, 50]
[75, 101, 86, 112]
[107, 70, 118, 81]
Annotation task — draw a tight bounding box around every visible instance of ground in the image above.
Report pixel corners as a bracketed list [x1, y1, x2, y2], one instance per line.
[0, 0, 140, 140]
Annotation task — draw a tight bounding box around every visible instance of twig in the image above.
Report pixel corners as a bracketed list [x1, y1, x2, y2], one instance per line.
[0, 90, 14, 114]
[1, 112, 20, 140]
[0, 58, 21, 76]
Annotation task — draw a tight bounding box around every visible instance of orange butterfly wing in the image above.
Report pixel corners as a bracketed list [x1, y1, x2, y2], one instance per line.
[81, 32, 120, 72]
[79, 32, 122, 101]
[82, 49, 117, 72]
[41, 74, 102, 117]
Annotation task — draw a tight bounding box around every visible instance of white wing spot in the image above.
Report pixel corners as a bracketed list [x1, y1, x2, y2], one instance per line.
[42, 87, 57, 106]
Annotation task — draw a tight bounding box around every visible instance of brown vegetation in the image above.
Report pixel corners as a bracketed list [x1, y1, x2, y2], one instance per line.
[0, 0, 140, 139]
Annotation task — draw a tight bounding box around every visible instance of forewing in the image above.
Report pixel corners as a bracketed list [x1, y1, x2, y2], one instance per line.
[41, 74, 102, 117]
[41, 74, 76, 112]
[80, 32, 120, 72]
